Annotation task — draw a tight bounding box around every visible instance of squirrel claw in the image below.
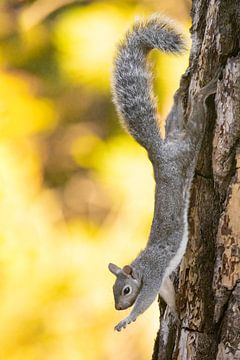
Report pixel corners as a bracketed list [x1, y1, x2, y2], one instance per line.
[114, 316, 133, 332]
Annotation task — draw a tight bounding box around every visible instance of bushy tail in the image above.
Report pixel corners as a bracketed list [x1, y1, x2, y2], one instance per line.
[112, 15, 185, 153]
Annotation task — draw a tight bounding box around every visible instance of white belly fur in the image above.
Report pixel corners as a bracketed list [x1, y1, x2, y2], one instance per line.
[163, 197, 189, 279]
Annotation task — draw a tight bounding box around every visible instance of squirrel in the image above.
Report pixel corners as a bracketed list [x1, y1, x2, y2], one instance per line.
[108, 15, 219, 332]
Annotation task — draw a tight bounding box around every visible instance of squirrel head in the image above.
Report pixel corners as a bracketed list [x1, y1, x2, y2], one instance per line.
[108, 263, 142, 310]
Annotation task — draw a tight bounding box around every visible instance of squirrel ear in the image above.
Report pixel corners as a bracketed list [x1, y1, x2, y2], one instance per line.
[123, 265, 141, 280]
[122, 265, 133, 275]
[108, 263, 121, 276]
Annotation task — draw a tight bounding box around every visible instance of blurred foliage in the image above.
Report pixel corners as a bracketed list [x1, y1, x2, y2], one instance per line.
[0, 0, 190, 359]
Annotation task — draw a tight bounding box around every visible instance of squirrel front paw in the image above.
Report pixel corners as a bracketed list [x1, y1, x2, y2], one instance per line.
[114, 316, 136, 332]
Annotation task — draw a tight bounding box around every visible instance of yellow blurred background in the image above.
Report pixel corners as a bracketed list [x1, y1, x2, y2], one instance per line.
[0, 1, 190, 359]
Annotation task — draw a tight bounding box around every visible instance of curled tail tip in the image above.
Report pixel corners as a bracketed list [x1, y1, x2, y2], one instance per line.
[129, 14, 186, 53]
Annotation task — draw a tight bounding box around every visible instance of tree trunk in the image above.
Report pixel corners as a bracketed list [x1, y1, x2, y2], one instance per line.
[152, 1, 240, 359]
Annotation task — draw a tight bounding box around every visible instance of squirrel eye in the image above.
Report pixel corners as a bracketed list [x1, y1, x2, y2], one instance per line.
[123, 286, 131, 296]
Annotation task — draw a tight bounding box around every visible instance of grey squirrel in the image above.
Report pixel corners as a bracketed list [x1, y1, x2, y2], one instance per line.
[108, 15, 219, 332]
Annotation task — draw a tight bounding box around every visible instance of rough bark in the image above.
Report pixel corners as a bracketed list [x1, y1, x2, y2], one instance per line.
[152, 1, 240, 359]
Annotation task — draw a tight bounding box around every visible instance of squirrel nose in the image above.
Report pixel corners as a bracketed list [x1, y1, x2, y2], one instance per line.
[115, 304, 122, 310]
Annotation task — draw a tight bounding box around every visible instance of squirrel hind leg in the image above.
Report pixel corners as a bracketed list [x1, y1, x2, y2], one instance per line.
[159, 276, 176, 314]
